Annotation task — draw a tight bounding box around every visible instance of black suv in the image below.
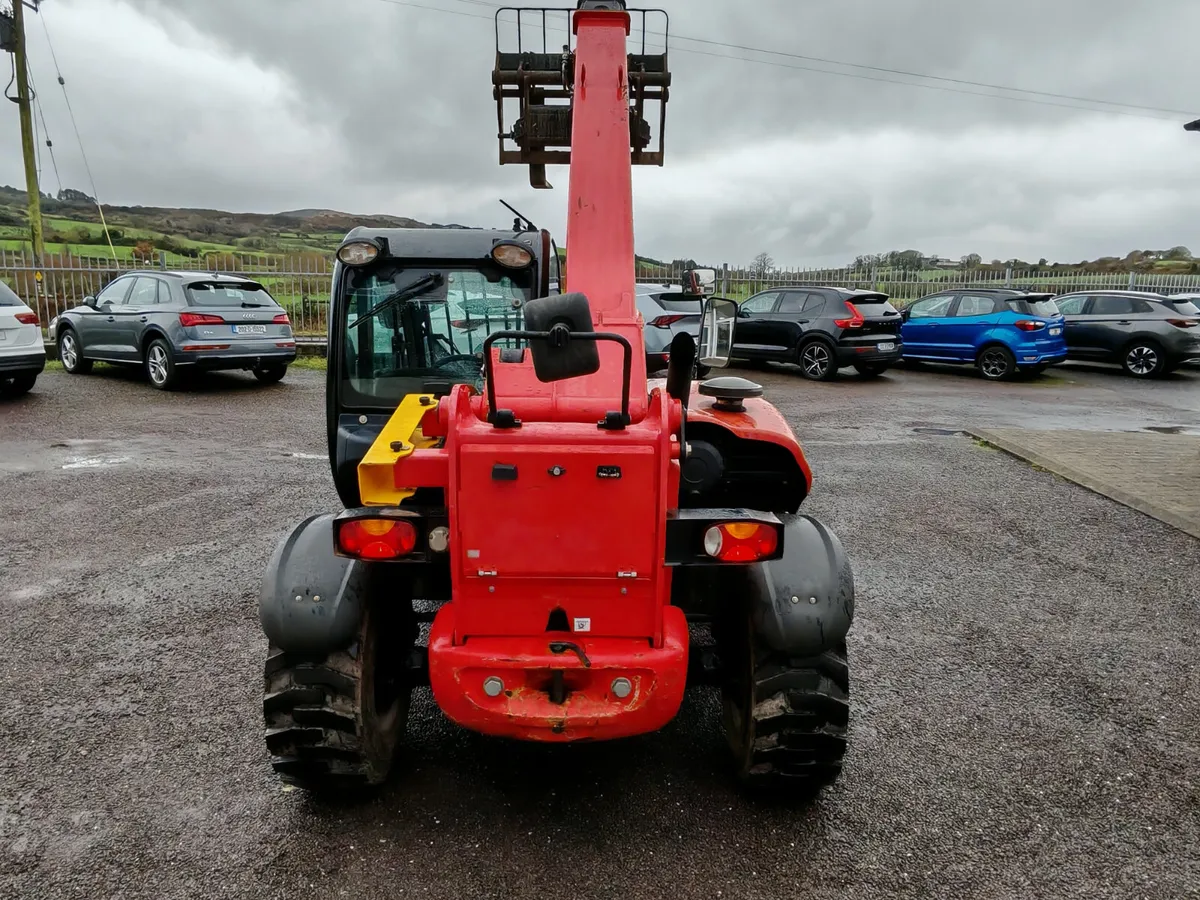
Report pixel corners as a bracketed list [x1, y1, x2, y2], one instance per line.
[731, 286, 903, 380]
[1053, 290, 1200, 378]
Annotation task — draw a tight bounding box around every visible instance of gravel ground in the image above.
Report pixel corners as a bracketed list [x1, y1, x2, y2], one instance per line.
[1, 362, 1198, 900]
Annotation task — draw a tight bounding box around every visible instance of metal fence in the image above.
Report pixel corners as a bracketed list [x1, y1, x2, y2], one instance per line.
[633, 262, 1200, 305]
[4, 247, 1200, 340]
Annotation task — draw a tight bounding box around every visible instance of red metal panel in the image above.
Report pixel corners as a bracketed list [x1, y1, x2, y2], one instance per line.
[428, 603, 689, 742]
[391, 448, 449, 492]
[456, 443, 659, 578]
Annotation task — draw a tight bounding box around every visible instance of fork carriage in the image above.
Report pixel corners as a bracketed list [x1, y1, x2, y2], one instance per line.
[492, 4, 671, 188]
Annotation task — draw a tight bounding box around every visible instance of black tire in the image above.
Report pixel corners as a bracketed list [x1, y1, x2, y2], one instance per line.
[717, 571, 851, 795]
[853, 363, 889, 378]
[976, 345, 1016, 381]
[797, 340, 838, 382]
[1121, 340, 1167, 379]
[696, 364, 712, 379]
[0, 372, 37, 398]
[144, 337, 181, 391]
[254, 364, 288, 385]
[263, 600, 411, 791]
[59, 328, 93, 375]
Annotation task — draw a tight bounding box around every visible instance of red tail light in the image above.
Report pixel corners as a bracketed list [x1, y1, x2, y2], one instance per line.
[649, 314, 686, 328]
[833, 301, 864, 329]
[703, 522, 779, 562]
[336, 518, 417, 560]
[179, 312, 225, 327]
[15, 312, 38, 325]
[1014, 320, 1046, 332]
[273, 313, 290, 325]
[1167, 318, 1199, 329]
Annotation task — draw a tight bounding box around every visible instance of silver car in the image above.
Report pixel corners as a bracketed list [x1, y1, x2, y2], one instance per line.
[636, 282, 709, 374]
[49, 271, 297, 390]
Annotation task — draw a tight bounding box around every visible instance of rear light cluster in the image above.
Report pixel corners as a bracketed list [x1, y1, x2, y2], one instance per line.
[15, 312, 39, 325]
[1014, 320, 1048, 332]
[273, 313, 290, 325]
[1167, 319, 1199, 329]
[337, 518, 417, 560]
[703, 522, 779, 562]
[833, 302, 864, 329]
[649, 314, 686, 328]
[179, 312, 224, 327]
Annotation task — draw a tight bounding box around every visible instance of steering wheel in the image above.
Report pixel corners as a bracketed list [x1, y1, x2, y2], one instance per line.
[432, 354, 482, 370]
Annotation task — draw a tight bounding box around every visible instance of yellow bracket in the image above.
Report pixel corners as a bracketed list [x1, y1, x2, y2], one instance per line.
[357, 394, 440, 506]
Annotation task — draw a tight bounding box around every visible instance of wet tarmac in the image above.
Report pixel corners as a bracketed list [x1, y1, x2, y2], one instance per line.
[1, 361, 1198, 899]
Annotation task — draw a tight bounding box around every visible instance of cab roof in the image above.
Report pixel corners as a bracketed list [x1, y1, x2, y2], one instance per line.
[340, 226, 544, 261]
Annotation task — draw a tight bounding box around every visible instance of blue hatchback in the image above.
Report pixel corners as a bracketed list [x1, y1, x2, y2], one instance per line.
[900, 289, 1067, 380]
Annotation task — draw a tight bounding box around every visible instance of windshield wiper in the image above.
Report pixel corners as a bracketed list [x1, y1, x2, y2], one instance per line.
[347, 273, 444, 330]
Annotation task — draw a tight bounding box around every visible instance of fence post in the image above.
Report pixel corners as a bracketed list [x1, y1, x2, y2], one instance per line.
[1128, 270, 1136, 290]
[721, 262, 729, 296]
[1005, 266, 1013, 288]
[158, 250, 166, 270]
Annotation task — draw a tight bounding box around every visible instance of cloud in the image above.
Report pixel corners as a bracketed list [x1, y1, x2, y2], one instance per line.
[1, 0, 1197, 267]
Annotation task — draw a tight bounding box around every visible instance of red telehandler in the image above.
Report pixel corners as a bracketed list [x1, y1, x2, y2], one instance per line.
[258, 1, 855, 795]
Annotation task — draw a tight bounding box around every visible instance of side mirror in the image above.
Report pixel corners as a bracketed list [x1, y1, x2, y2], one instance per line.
[83, 295, 97, 308]
[698, 297, 737, 369]
[683, 268, 717, 296]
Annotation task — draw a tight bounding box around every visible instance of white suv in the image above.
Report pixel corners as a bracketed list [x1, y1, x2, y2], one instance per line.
[0, 281, 45, 398]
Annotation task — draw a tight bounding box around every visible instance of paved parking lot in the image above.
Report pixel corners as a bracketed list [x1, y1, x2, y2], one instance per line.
[2, 362, 1199, 900]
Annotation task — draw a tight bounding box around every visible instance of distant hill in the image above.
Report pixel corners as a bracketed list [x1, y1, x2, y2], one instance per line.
[0, 185, 475, 264]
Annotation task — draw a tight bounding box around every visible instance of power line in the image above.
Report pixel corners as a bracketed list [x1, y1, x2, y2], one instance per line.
[366, 0, 1198, 120]
[24, 62, 64, 195]
[37, 6, 118, 262]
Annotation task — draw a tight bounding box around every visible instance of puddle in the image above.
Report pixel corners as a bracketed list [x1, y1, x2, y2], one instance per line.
[911, 427, 963, 436]
[61, 456, 134, 470]
[287, 452, 328, 460]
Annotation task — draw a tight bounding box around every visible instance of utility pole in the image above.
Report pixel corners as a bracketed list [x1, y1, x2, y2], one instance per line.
[8, 0, 46, 277]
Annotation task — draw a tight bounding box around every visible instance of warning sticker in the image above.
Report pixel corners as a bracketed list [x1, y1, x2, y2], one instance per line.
[573, 617, 592, 633]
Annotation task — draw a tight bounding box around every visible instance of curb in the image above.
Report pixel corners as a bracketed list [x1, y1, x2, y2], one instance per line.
[965, 427, 1200, 542]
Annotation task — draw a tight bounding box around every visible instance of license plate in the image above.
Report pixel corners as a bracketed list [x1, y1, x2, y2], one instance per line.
[234, 324, 267, 335]
[877, 342, 895, 351]
[1049, 327, 1062, 335]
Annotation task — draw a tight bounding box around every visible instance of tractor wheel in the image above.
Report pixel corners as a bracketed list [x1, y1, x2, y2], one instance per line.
[263, 599, 411, 791]
[718, 579, 850, 795]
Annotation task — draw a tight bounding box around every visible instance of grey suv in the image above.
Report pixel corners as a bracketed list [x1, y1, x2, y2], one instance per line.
[50, 271, 297, 390]
[1053, 290, 1200, 378]
[636, 282, 707, 374]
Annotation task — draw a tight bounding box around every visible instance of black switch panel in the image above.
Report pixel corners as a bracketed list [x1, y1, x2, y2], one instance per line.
[492, 464, 519, 481]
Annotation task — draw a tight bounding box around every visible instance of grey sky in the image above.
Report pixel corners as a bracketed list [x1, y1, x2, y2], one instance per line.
[2, 0, 1198, 266]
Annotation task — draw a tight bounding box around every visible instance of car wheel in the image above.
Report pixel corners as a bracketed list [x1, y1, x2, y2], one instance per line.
[0, 373, 37, 398]
[798, 340, 838, 381]
[145, 338, 181, 391]
[696, 364, 711, 379]
[853, 363, 889, 378]
[254, 364, 288, 385]
[59, 328, 93, 375]
[977, 346, 1016, 381]
[1121, 341, 1166, 379]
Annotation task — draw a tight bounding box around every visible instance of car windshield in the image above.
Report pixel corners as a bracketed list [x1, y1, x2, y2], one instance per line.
[1007, 297, 1060, 316]
[1167, 298, 1200, 315]
[339, 264, 533, 408]
[186, 282, 277, 308]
